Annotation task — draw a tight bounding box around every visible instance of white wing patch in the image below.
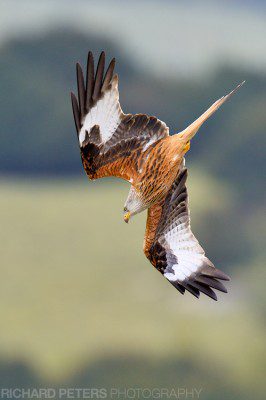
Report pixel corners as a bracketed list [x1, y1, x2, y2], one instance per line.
[79, 77, 122, 145]
[162, 207, 210, 283]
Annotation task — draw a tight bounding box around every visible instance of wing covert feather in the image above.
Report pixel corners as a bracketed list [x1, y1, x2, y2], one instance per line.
[71, 52, 169, 182]
[145, 164, 230, 300]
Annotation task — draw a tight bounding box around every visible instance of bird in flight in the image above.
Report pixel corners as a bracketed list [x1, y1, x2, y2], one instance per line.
[71, 51, 244, 301]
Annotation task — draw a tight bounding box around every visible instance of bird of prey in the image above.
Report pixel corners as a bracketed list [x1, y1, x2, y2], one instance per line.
[71, 51, 244, 301]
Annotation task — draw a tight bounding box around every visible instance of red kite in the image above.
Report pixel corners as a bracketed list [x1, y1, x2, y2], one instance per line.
[71, 51, 244, 300]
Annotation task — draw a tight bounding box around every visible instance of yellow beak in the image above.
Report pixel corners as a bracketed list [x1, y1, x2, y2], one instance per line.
[124, 212, 131, 223]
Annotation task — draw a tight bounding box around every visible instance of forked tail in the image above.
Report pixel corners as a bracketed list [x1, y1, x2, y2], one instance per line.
[178, 81, 245, 143]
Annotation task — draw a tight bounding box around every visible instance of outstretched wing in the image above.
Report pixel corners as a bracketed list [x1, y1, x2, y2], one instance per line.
[71, 51, 169, 182]
[144, 162, 230, 300]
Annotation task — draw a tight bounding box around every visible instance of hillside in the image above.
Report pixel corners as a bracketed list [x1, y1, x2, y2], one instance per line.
[0, 29, 265, 202]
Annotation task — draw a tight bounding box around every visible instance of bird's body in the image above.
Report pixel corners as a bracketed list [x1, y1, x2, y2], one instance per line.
[71, 51, 244, 301]
[134, 135, 188, 205]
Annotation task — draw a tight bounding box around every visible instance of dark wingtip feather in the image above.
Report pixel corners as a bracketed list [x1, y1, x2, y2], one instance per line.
[192, 281, 218, 301]
[197, 276, 228, 293]
[92, 51, 105, 102]
[201, 267, 230, 281]
[172, 281, 185, 295]
[184, 283, 200, 298]
[70, 92, 81, 135]
[215, 270, 230, 281]
[76, 62, 86, 120]
[102, 57, 116, 91]
[86, 51, 95, 110]
[84, 51, 116, 111]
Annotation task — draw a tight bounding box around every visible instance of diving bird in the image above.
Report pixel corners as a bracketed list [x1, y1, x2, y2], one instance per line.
[71, 51, 244, 301]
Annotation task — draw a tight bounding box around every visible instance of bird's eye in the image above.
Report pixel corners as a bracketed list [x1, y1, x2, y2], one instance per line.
[124, 207, 127, 212]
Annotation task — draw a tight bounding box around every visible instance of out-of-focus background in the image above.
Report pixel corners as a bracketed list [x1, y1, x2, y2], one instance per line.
[0, 0, 265, 398]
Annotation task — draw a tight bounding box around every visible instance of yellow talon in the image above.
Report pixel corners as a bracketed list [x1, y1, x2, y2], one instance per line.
[184, 141, 190, 153]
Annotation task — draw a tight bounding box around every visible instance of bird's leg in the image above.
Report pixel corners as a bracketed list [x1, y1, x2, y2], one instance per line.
[184, 141, 190, 153]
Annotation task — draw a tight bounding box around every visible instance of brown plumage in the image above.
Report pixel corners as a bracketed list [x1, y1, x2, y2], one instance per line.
[71, 51, 244, 300]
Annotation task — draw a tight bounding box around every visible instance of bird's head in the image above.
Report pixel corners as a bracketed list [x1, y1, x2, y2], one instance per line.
[123, 188, 146, 223]
[123, 207, 131, 223]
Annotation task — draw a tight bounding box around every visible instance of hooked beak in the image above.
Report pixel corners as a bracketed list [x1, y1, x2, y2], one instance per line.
[124, 211, 131, 223]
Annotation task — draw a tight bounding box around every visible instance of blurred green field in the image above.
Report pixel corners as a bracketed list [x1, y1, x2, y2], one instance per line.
[0, 172, 265, 398]
[1, 1, 266, 398]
